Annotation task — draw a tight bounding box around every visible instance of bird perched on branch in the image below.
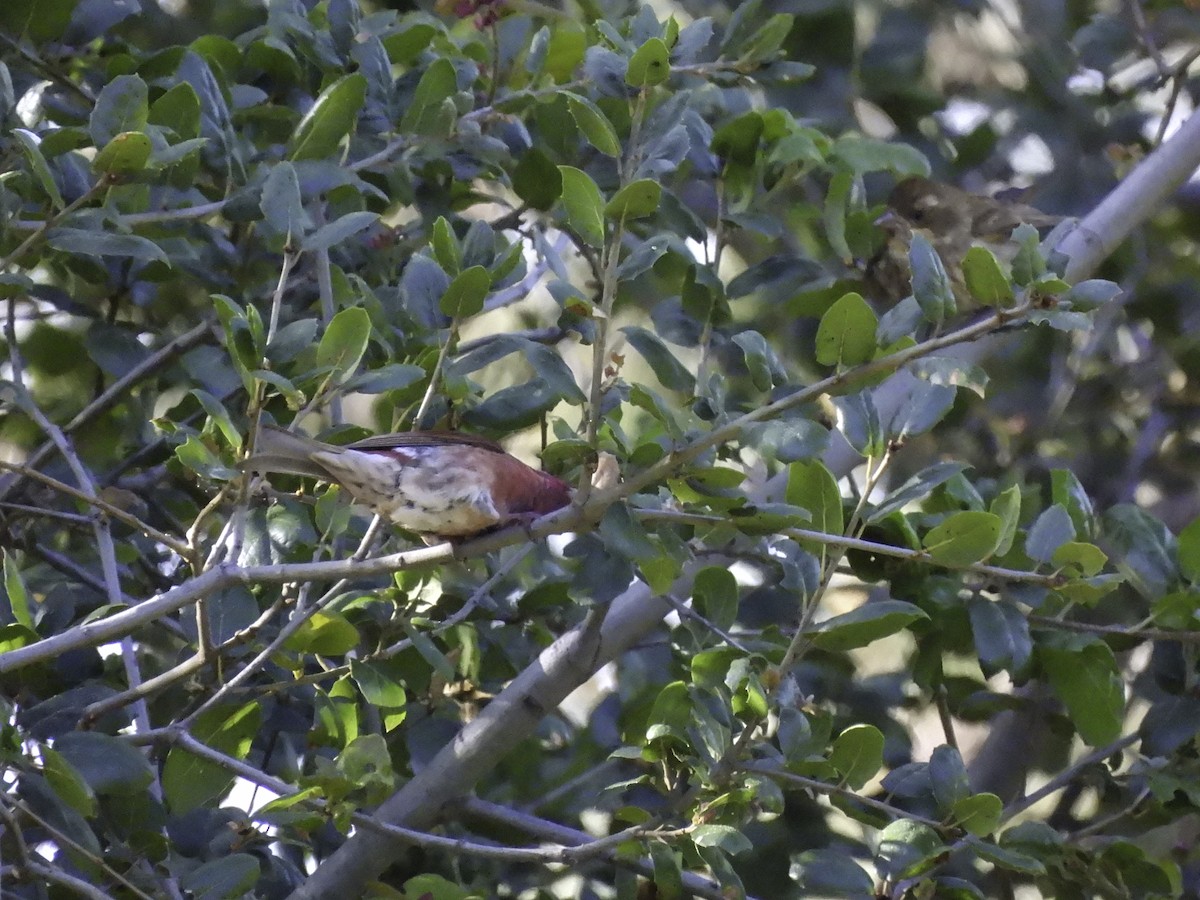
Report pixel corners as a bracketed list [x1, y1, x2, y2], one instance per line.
[244, 426, 571, 539]
[865, 176, 1063, 304]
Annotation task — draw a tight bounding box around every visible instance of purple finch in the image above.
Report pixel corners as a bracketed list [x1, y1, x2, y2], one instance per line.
[245, 426, 571, 538]
[865, 176, 1062, 304]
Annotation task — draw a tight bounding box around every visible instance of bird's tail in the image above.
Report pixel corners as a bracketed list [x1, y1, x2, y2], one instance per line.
[241, 426, 335, 479]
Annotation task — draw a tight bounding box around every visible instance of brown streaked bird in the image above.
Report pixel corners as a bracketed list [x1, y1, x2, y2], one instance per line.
[244, 426, 571, 538]
[865, 176, 1063, 303]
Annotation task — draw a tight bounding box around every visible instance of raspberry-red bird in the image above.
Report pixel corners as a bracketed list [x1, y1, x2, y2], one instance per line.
[245, 426, 571, 538]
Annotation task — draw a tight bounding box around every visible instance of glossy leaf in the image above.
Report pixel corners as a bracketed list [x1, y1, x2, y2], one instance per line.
[563, 93, 621, 156]
[809, 600, 929, 651]
[90, 74, 148, 146]
[316, 306, 372, 384]
[439, 265, 490, 318]
[829, 723, 884, 789]
[1040, 638, 1123, 746]
[923, 511, 1002, 566]
[605, 179, 662, 219]
[786, 459, 844, 539]
[968, 596, 1032, 677]
[46, 228, 169, 265]
[627, 37, 670, 86]
[162, 702, 261, 813]
[962, 246, 1014, 307]
[815, 292, 878, 368]
[908, 233, 955, 323]
[557, 165, 605, 247]
[952, 793, 1003, 837]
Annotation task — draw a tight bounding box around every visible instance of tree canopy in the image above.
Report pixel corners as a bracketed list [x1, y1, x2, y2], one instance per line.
[3, 0, 1200, 898]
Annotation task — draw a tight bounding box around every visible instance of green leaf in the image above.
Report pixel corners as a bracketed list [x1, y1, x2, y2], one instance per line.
[928, 745, 970, 811]
[2, 550, 33, 630]
[808, 600, 929, 651]
[302, 211, 379, 253]
[562, 93, 621, 157]
[191, 389, 240, 448]
[350, 659, 407, 707]
[739, 13, 794, 62]
[40, 747, 97, 818]
[790, 849, 875, 895]
[786, 458, 844, 560]
[90, 74, 148, 147]
[732, 330, 787, 391]
[1051, 469, 1096, 540]
[909, 356, 988, 398]
[1052, 541, 1107, 578]
[952, 793, 1003, 837]
[711, 111, 763, 167]
[875, 819, 944, 880]
[1010, 223, 1045, 285]
[832, 135, 929, 177]
[833, 391, 883, 456]
[649, 841, 685, 900]
[260, 161, 307, 239]
[908, 233, 955, 323]
[605, 179, 662, 219]
[53, 733, 154, 796]
[513, 147, 563, 209]
[46, 228, 169, 265]
[923, 511, 1002, 566]
[647, 680, 690, 734]
[693, 566, 738, 632]
[1181, 516, 1200, 584]
[989, 485, 1022, 557]
[888, 381, 955, 441]
[343, 363, 426, 395]
[180, 856, 260, 899]
[829, 723, 883, 789]
[961, 246, 1014, 308]
[401, 620, 457, 683]
[815, 292, 878, 367]
[148, 82, 201, 139]
[1025, 504, 1075, 564]
[12, 129, 63, 208]
[974, 841, 1046, 876]
[1063, 279, 1122, 311]
[93, 131, 152, 175]
[968, 597, 1031, 677]
[284, 611, 360, 656]
[464, 378, 559, 429]
[1103, 504, 1177, 600]
[317, 306, 372, 384]
[691, 824, 752, 855]
[823, 168, 853, 263]
[290, 73, 367, 160]
[162, 702, 261, 813]
[439, 265, 490, 318]
[621, 325, 695, 392]
[557, 166, 605, 247]
[1040, 639, 1123, 746]
[626, 37, 670, 87]
[431, 216, 461, 274]
[403, 58, 458, 135]
[17, 774, 101, 867]
[868, 461, 968, 522]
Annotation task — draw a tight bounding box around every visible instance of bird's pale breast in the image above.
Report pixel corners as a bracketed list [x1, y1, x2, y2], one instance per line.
[312, 445, 502, 536]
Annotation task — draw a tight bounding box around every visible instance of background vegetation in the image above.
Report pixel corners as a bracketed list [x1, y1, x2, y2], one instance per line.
[2, 0, 1200, 897]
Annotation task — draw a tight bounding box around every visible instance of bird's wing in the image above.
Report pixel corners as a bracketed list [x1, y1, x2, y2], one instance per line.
[347, 431, 506, 454]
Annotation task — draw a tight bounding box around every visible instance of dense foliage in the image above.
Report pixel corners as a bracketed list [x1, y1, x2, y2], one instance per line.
[3, 0, 1200, 897]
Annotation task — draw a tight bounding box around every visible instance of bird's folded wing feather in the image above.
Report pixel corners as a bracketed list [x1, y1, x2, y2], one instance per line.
[347, 431, 506, 453]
